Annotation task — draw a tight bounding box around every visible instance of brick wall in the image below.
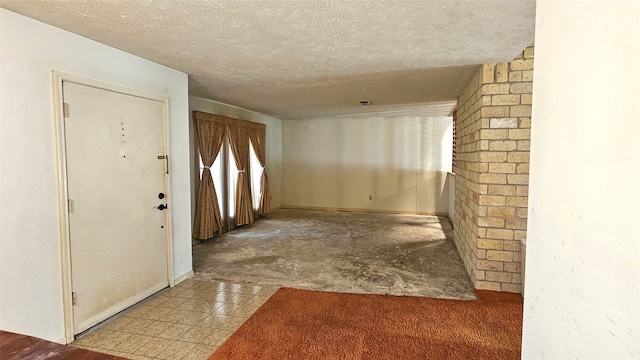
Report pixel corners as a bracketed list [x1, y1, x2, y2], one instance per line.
[453, 45, 534, 293]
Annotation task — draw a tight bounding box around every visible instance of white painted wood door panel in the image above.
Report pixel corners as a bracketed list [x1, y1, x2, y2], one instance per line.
[63, 82, 169, 334]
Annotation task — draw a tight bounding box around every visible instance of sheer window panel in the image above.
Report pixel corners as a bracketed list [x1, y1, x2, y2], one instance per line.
[227, 143, 238, 229]
[249, 140, 263, 214]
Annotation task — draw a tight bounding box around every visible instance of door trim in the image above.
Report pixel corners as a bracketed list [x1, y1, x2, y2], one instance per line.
[52, 71, 174, 343]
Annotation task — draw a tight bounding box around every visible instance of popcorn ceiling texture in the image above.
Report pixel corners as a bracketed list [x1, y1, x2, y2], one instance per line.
[1, 1, 535, 119]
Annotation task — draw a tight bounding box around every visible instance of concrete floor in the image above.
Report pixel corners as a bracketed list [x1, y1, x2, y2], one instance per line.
[193, 209, 475, 300]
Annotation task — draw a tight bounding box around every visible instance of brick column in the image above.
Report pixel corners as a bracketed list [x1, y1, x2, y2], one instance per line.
[453, 45, 534, 293]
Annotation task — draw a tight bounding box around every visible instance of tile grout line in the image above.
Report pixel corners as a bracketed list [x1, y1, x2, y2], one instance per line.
[72, 278, 277, 360]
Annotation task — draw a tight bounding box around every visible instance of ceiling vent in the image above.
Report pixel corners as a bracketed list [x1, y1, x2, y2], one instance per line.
[359, 100, 372, 105]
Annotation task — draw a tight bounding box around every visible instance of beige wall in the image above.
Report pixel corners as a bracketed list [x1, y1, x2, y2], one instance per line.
[188, 96, 283, 225]
[523, 1, 640, 358]
[0, 9, 191, 342]
[282, 116, 452, 214]
[447, 173, 455, 222]
[454, 45, 534, 293]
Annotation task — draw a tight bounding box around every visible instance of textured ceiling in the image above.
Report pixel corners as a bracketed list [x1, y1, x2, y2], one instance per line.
[0, 0, 535, 119]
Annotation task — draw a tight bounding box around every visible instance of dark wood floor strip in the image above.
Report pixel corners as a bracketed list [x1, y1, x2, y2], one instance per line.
[0, 330, 128, 360]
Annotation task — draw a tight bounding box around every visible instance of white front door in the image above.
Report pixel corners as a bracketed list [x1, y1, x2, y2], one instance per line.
[63, 82, 169, 334]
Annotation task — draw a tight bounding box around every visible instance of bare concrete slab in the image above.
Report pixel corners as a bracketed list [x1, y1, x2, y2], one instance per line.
[193, 209, 475, 300]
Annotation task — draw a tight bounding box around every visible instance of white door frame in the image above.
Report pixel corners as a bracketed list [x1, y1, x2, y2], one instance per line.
[52, 71, 174, 343]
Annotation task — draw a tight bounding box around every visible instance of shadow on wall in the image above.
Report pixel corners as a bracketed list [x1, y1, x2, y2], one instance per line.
[445, 172, 456, 223]
[283, 164, 450, 214]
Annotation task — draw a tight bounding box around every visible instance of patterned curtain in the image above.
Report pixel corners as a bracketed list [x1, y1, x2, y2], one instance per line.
[249, 128, 270, 215]
[228, 126, 255, 226]
[192, 119, 226, 240]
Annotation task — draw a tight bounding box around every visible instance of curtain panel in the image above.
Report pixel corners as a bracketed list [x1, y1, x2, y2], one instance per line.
[192, 111, 268, 229]
[249, 128, 270, 215]
[228, 125, 255, 226]
[192, 119, 226, 240]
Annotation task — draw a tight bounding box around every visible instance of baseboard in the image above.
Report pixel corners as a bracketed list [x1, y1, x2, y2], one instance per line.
[280, 205, 448, 217]
[173, 271, 194, 286]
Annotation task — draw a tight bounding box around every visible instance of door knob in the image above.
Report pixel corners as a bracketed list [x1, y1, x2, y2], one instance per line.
[158, 193, 165, 199]
[157, 204, 167, 210]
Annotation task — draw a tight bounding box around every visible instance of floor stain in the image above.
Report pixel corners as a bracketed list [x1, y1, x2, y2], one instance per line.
[193, 209, 475, 300]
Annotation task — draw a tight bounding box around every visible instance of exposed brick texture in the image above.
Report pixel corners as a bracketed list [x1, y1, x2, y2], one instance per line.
[453, 45, 534, 293]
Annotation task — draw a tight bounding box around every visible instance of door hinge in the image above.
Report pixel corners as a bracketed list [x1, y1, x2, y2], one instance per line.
[63, 103, 69, 118]
[72, 292, 77, 306]
[67, 199, 73, 213]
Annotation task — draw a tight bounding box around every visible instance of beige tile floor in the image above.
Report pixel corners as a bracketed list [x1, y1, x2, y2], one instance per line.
[71, 278, 278, 360]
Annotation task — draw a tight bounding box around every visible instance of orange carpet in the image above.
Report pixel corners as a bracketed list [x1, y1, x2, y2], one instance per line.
[209, 288, 523, 360]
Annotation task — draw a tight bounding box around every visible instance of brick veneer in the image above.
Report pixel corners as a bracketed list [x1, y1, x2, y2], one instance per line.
[453, 45, 534, 293]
